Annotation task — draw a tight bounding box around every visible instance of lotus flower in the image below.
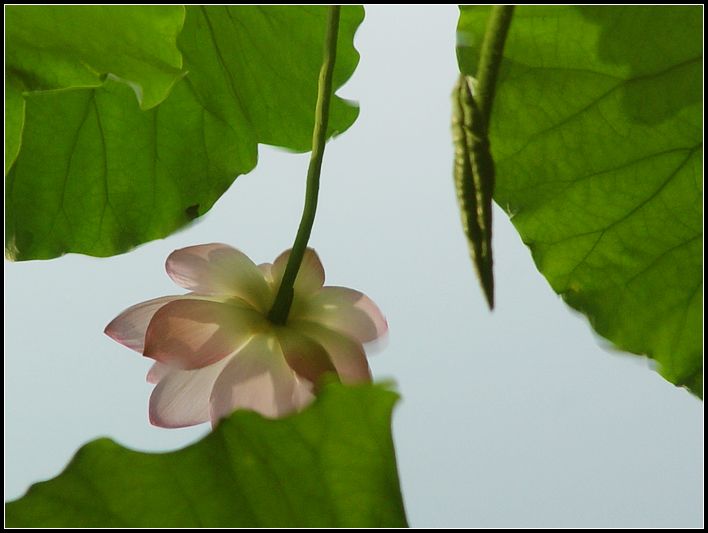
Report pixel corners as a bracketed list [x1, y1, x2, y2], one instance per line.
[105, 244, 387, 428]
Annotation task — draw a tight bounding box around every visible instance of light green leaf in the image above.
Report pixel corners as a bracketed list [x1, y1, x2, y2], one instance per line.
[4, 6, 186, 175]
[6, 80, 240, 259]
[6, 6, 363, 260]
[5, 78, 25, 174]
[179, 6, 361, 151]
[5, 383, 408, 528]
[5, 6, 186, 108]
[458, 6, 703, 395]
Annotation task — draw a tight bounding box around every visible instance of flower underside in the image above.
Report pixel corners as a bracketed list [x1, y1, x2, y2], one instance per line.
[105, 243, 387, 428]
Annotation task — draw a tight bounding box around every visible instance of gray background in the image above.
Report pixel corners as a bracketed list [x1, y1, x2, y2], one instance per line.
[4, 6, 703, 527]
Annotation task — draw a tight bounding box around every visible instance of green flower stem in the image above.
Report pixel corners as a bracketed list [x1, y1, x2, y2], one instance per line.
[268, 5, 341, 325]
[475, 5, 514, 130]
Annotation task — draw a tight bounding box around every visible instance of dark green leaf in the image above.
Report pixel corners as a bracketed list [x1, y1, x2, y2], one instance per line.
[458, 6, 703, 395]
[6, 6, 363, 260]
[5, 383, 407, 528]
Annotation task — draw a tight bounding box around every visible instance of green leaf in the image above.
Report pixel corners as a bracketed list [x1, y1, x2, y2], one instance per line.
[458, 6, 703, 396]
[4, 6, 186, 174]
[5, 6, 363, 260]
[5, 6, 186, 108]
[178, 6, 361, 152]
[5, 383, 408, 528]
[5, 78, 25, 174]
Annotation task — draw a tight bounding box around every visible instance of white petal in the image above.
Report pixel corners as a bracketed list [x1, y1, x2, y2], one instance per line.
[165, 243, 271, 312]
[292, 375, 316, 410]
[296, 287, 388, 343]
[144, 299, 263, 370]
[296, 322, 371, 384]
[271, 248, 325, 296]
[209, 334, 305, 424]
[276, 327, 337, 384]
[258, 262, 274, 286]
[149, 356, 232, 428]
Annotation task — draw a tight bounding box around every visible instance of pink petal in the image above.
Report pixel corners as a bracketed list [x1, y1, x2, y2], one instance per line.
[105, 295, 186, 353]
[149, 357, 231, 428]
[295, 287, 388, 343]
[209, 334, 308, 424]
[296, 322, 371, 384]
[271, 248, 325, 296]
[276, 328, 337, 385]
[146, 362, 170, 384]
[165, 243, 271, 312]
[144, 299, 263, 370]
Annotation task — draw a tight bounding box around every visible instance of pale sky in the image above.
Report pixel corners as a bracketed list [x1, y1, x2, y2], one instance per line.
[4, 6, 703, 527]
